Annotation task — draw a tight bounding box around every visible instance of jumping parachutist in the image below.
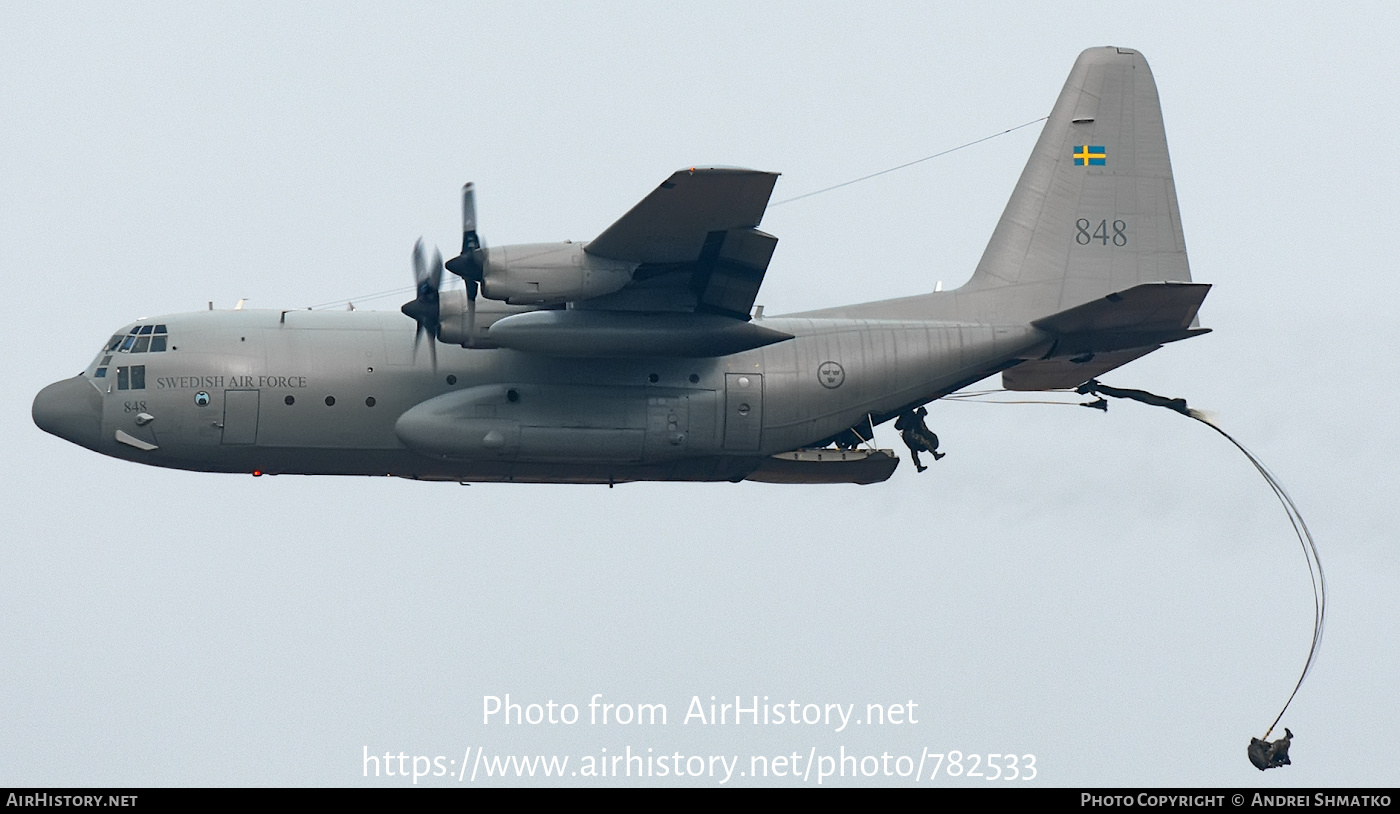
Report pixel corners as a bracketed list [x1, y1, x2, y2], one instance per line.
[895, 407, 944, 472]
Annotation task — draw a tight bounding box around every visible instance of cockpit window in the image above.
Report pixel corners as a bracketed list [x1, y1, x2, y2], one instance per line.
[94, 327, 160, 380]
[113, 323, 170, 353]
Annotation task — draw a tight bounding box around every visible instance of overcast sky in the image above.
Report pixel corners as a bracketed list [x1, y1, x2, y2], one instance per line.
[3, 2, 1397, 787]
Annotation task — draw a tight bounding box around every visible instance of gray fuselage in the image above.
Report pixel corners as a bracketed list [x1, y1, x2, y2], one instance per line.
[34, 307, 1040, 484]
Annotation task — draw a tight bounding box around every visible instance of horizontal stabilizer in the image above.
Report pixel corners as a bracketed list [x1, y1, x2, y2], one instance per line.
[1032, 281, 1210, 335]
[1004, 281, 1211, 390]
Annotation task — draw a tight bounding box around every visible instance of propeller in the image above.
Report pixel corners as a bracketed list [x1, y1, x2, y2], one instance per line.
[443, 182, 484, 342]
[400, 238, 443, 368]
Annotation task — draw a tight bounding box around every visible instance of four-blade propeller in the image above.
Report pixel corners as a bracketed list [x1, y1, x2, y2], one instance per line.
[402, 182, 485, 361]
[400, 239, 444, 368]
[444, 182, 485, 341]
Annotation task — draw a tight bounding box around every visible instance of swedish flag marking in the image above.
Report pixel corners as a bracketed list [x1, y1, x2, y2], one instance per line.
[1074, 145, 1106, 166]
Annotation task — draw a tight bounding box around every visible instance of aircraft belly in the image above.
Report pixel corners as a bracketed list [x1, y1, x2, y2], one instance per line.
[106, 440, 762, 483]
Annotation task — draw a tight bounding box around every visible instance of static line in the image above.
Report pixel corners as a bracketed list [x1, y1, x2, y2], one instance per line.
[308, 285, 418, 311]
[306, 117, 1049, 311]
[309, 118, 1052, 311]
[940, 387, 1086, 408]
[770, 117, 1048, 207]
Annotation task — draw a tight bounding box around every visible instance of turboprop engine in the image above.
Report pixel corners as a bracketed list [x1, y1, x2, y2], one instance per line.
[402, 182, 639, 353]
[476, 241, 636, 306]
[405, 170, 788, 357]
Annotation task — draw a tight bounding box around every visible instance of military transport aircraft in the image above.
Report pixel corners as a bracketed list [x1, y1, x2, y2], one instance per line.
[33, 47, 1209, 486]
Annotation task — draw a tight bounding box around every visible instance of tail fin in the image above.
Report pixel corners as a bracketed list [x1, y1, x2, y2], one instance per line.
[790, 47, 1200, 338]
[964, 46, 1192, 321]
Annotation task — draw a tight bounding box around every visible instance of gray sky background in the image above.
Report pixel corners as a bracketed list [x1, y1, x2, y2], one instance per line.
[3, 2, 1396, 787]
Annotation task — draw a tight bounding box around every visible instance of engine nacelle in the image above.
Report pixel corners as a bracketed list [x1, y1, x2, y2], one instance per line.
[479, 242, 636, 306]
[433, 289, 539, 348]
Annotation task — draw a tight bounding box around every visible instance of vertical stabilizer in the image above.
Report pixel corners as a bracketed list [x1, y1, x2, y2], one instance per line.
[963, 46, 1191, 320]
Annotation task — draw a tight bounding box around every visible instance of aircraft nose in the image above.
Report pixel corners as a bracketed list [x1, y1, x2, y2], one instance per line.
[33, 376, 103, 450]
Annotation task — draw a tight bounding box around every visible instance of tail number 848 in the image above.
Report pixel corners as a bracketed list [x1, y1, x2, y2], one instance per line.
[1075, 218, 1128, 246]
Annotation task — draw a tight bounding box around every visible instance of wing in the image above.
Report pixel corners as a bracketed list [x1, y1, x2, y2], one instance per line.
[483, 167, 793, 357]
[581, 167, 780, 320]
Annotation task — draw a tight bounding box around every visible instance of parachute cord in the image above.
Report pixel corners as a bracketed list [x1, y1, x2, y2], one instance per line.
[946, 381, 1325, 740]
[1073, 380, 1325, 742]
[1185, 411, 1325, 740]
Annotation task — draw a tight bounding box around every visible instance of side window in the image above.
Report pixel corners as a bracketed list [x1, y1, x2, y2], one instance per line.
[115, 365, 146, 390]
[93, 354, 113, 380]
